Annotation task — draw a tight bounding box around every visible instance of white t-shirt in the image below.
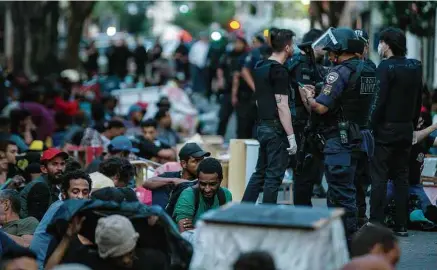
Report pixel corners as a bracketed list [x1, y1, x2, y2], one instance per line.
[188, 41, 209, 68]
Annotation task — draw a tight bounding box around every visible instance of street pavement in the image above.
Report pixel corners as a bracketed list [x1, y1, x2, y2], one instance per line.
[312, 198, 437, 270]
[223, 110, 437, 269]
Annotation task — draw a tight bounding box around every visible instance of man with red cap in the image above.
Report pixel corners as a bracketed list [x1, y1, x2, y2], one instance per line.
[19, 148, 68, 221]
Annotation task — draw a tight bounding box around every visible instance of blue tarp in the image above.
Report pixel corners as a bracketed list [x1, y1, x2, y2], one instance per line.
[47, 199, 192, 269]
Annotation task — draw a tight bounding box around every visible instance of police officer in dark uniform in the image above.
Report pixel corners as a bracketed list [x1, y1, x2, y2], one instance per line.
[232, 37, 257, 139]
[353, 29, 377, 227]
[302, 27, 374, 239]
[242, 29, 297, 204]
[287, 29, 327, 206]
[369, 27, 422, 237]
[241, 29, 276, 92]
[216, 37, 250, 137]
[354, 29, 376, 69]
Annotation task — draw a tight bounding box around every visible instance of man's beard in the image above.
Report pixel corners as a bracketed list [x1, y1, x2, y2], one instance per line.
[49, 173, 63, 184]
[133, 118, 142, 126]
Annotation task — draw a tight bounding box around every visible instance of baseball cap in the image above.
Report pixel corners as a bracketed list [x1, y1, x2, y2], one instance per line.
[109, 136, 139, 153]
[127, 102, 148, 117]
[179, 143, 211, 160]
[40, 148, 69, 162]
[354, 29, 369, 44]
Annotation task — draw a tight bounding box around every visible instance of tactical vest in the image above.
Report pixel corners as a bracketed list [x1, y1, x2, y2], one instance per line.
[288, 55, 325, 126]
[253, 60, 281, 121]
[340, 59, 377, 128]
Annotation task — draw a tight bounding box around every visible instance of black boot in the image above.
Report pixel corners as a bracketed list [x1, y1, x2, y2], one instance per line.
[393, 226, 409, 237]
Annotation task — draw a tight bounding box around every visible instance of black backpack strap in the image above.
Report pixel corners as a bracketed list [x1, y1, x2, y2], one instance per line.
[217, 188, 226, 206]
[192, 187, 200, 218]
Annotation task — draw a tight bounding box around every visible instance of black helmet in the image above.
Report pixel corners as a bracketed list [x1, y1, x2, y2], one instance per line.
[354, 29, 369, 44]
[312, 27, 363, 54]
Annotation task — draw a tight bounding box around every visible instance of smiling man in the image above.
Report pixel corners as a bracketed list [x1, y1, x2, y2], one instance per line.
[173, 158, 232, 233]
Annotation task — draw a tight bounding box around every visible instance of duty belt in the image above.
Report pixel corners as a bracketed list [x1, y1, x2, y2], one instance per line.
[259, 119, 282, 127]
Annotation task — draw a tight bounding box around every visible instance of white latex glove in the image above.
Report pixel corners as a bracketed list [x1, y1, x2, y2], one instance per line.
[287, 134, 297, 155]
[412, 131, 418, 145]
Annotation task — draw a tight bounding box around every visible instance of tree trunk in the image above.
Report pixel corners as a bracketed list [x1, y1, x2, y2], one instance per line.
[66, 1, 95, 70]
[327, 1, 346, 28]
[310, 2, 324, 29]
[9, 2, 26, 73]
[309, 1, 346, 30]
[32, 1, 60, 78]
[9, 1, 60, 77]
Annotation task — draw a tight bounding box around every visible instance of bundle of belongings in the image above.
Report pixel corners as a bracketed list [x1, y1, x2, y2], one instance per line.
[46, 199, 193, 270]
[385, 181, 437, 231]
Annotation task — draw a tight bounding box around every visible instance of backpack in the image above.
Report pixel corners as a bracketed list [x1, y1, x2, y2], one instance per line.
[165, 181, 227, 220]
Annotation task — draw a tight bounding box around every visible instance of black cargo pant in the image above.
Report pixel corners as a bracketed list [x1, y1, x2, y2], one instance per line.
[370, 143, 410, 227]
[236, 98, 257, 139]
[217, 92, 233, 137]
[292, 125, 324, 206]
[242, 121, 289, 204]
[355, 151, 371, 220]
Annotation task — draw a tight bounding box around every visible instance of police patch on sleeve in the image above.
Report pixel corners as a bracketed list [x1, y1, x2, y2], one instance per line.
[322, 85, 332, 96]
[245, 54, 252, 64]
[326, 72, 339, 84]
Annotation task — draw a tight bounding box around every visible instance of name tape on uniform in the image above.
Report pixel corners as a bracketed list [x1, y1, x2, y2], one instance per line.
[360, 76, 376, 94]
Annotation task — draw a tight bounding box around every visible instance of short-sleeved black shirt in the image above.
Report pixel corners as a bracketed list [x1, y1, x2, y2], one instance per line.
[255, 59, 289, 121]
[219, 51, 244, 92]
[135, 136, 171, 160]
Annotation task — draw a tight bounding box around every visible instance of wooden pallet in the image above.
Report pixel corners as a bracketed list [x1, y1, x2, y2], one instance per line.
[421, 176, 437, 187]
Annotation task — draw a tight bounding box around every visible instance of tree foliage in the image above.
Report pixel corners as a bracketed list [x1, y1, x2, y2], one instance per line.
[173, 1, 235, 36]
[273, 1, 308, 19]
[378, 1, 437, 37]
[92, 1, 150, 35]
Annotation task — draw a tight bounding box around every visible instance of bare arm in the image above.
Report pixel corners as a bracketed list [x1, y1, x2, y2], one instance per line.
[414, 124, 437, 144]
[216, 68, 225, 90]
[216, 68, 224, 80]
[303, 86, 329, 115]
[232, 72, 240, 106]
[177, 218, 194, 233]
[45, 235, 72, 269]
[142, 177, 188, 190]
[307, 96, 329, 115]
[298, 86, 312, 112]
[276, 94, 294, 136]
[241, 67, 255, 92]
[6, 233, 33, 247]
[46, 216, 85, 270]
[157, 149, 176, 161]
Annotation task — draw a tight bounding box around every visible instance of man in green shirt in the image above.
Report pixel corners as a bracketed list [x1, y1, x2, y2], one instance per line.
[173, 158, 232, 232]
[0, 189, 39, 247]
